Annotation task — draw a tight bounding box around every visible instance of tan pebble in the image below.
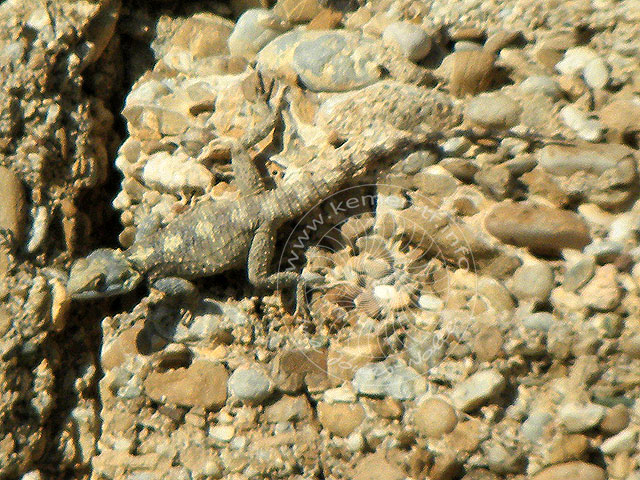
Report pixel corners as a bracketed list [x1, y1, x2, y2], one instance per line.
[547, 434, 590, 464]
[472, 325, 503, 362]
[307, 8, 343, 30]
[531, 461, 605, 480]
[0, 305, 11, 337]
[445, 418, 484, 452]
[430, 451, 461, 480]
[272, 349, 329, 393]
[581, 265, 621, 312]
[364, 397, 403, 419]
[413, 397, 458, 438]
[273, 0, 322, 22]
[449, 49, 496, 97]
[143, 359, 228, 410]
[450, 27, 486, 42]
[317, 401, 364, 437]
[352, 451, 406, 480]
[327, 335, 386, 386]
[600, 404, 630, 435]
[50, 278, 70, 332]
[101, 323, 145, 371]
[0, 166, 26, 243]
[264, 394, 312, 423]
[485, 201, 591, 254]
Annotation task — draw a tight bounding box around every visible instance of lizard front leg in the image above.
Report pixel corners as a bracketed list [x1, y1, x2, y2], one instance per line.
[247, 222, 308, 318]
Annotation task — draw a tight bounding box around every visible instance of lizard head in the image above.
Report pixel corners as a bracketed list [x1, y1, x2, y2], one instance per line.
[67, 248, 142, 300]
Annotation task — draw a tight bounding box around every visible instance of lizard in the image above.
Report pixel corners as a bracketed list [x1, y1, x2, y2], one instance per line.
[66, 86, 426, 315]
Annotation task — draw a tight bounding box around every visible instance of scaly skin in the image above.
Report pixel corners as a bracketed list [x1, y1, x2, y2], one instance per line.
[66, 93, 424, 311]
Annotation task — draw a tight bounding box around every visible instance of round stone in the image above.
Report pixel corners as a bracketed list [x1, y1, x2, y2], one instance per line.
[485, 201, 591, 254]
[382, 21, 432, 62]
[228, 366, 272, 404]
[228, 9, 289, 61]
[413, 397, 458, 438]
[465, 92, 522, 129]
[511, 262, 554, 302]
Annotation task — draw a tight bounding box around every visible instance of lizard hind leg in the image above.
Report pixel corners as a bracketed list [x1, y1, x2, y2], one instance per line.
[247, 223, 310, 318]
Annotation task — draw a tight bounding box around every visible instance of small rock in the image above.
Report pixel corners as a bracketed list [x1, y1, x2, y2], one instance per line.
[142, 152, 213, 194]
[522, 312, 555, 332]
[555, 47, 599, 76]
[558, 401, 605, 432]
[600, 428, 637, 455]
[317, 401, 365, 437]
[485, 201, 591, 254]
[465, 92, 522, 129]
[521, 410, 554, 443]
[264, 394, 312, 423]
[450, 369, 506, 412]
[352, 452, 406, 480]
[327, 335, 386, 386]
[510, 262, 554, 303]
[559, 105, 605, 142]
[352, 361, 421, 400]
[382, 21, 432, 61]
[272, 349, 328, 393]
[583, 57, 609, 90]
[227, 9, 290, 61]
[228, 365, 272, 404]
[600, 404, 630, 435]
[0, 166, 26, 243]
[531, 461, 605, 480]
[563, 256, 595, 292]
[520, 75, 562, 100]
[538, 143, 635, 177]
[144, 359, 228, 410]
[413, 397, 458, 438]
[581, 264, 621, 311]
[446, 49, 497, 97]
[273, 0, 322, 22]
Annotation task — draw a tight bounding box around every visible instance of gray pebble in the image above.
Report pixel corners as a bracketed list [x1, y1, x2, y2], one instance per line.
[511, 262, 554, 303]
[583, 57, 609, 90]
[228, 9, 289, 61]
[520, 75, 562, 100]
[257, 30, 383, 92]
[450, 368, 506, 412]
[352, 361, 419, 400]
[522, 410, 554, 442]
[559, 105, 605, 142]
[465, 92, 522, 129]
[558, 401, 605, 432]
[538, 143, 635, 177]
[228, 366, 272, 404]
[382, 21, 432, 62]
[522, 312, 555, 332]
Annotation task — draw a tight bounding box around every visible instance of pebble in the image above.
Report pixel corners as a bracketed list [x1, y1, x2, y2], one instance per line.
[522, 312, 555, 332]
[583, 57, 609, 90]
[143, 360, 228, 410]
[445, 49, 497, 97]
[559, 105, 605, 142]
[521, 410, 554, 443]
[600, 404, 630, 435]
[584, 240, 623, 264]
[558, 401, 605, 432]
[0, 166, 26, 243]
[485, 201, 591, 254]
[272, 349, 329, 393]
[327, 335, 386, 386]
[317, 401, 365, 437]
[352, 361, 421, 400]
[382, 21, 432, 61]
[538, 143, 635, 177]
[228, 365, 272, 404]
[227, 9, 290, 60]
[531, 461, 605, 480]
[563, 256, 595, 291]
[555, 47, 599, 76]
[264, 395, 312, 423]
[465, 92, 522, 129]
[510, 262, 554, 303]
[142, 152, 213, 194]
[450, 369, 506, 412]
[413, 397, 458, 438]
[581, 264, 621, 311]
[600, 428, 637, 455]
[520, 75, 562, 99]
[256, 30, 384, 92]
